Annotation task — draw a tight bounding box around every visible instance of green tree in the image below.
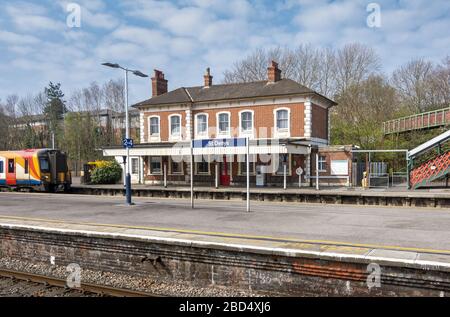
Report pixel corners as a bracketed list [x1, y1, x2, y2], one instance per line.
[44, 82, 67, 148]
[331, 75, 397, 149]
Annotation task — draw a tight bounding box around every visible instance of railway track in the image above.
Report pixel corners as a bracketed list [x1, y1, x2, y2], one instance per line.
[0, 269, 160, 297]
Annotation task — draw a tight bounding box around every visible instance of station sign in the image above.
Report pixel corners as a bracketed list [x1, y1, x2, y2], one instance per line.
[123, 138, 134, 149]
[192, 138, 247, 149]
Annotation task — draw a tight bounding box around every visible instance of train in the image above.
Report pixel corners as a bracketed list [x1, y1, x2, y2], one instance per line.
[0, 149, 71, 192]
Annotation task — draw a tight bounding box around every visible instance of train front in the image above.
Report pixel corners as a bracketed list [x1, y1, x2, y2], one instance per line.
[38, 149, 71, 192]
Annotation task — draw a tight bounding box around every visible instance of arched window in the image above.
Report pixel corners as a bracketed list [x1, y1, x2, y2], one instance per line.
[195, 113, 208, 136]
[169, 114, 182, 138]
[276, 109, 289, 130]
[149, 116, 159, 136]
[240, 111, 253, 132]
[217, 112, 230, 135]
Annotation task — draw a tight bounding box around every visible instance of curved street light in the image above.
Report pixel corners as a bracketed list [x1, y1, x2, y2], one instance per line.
[102, 62, 148, 205]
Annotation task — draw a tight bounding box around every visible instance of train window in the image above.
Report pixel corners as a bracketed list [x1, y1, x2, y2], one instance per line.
[8, 159, 14, 173]
[40, 158, 50, 172]
[24, 159, 29, 174]
[0, 161, 3, 173]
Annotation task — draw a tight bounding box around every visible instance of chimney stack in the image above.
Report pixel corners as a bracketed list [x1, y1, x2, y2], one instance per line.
[151, 69, 168, 97]
[267, 60, 281, 83]
[203, 67, 213, 88]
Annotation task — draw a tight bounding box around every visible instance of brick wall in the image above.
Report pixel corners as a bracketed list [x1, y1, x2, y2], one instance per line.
[1, 226, 449, 296]
[311, 148, 353, 185]
[142, 103, 307, 142]
[311, 104, 328, 140]
[142, 110, 187, 142]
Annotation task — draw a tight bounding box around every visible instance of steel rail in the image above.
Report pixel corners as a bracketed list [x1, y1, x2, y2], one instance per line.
[0, 268, 161, 297]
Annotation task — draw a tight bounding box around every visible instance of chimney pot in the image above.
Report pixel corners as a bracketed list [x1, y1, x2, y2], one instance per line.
[151, 69, 168, 97]
[204, 67, 213, 88]
[267, 60, 282, 83]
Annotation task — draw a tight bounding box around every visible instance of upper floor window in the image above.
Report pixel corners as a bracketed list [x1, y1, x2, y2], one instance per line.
[276, 109, 289, 130]
[217, 112, 230, 135]
[149, 116, 159, 136]
[169, 114, 181, 138]
[240, 111, 253, 132]
[196, 113, 208, 136]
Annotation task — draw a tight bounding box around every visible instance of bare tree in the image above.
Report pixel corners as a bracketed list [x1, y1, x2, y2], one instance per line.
[222, 43, 380, 100]
[334, 43, 381, 93]
[223, 46, 298, 83]
[429, 56, 450, 108]
[103, 79, 125, 145]
[391, 58, 434, 113]
[316, 47, 336, 98]
[291, 44, 323, 92]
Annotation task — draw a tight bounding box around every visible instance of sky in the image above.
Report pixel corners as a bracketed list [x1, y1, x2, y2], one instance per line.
[0, 0, 449, 106]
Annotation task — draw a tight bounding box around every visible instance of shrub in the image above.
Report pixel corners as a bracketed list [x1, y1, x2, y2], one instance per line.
[90, 160, 122, 184]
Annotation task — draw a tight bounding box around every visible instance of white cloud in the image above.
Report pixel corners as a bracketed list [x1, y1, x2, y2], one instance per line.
[0, 0, 449, 105]
[6, 2, 63, 31]
[0, 30, 40, 45]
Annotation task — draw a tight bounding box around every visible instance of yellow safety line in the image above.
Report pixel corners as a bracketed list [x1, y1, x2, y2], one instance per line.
[0, 214, 450, 256]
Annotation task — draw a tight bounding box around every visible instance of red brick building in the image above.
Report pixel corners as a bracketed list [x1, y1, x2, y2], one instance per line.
[103, 62, 354, 187]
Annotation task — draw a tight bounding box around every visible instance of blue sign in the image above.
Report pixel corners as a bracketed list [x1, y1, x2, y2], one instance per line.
[123, 138, 134, 149]
[193, 138, 247, 149]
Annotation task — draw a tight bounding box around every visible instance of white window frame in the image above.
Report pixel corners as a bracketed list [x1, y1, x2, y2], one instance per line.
[238, 154, 256, 176]
[273, 107, 291, 138]
[195, 156, 211, 175]
[194, 113, 209, 138]
[216, 111, 231, 137]
[149, 156, 162, 175]
[331, 160, 349, 176]
[131, 157, 139, 175]
[168, 114, 182, 141]
[148, 115, 160, 142]
[169, 157, 184, 175]
[239, 110, 254, 138]
[318, 155, 327, 172]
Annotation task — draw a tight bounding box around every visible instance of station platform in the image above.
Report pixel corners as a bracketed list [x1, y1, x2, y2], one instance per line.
[70, 182, 450, 208]
[1, 192, 450, 296]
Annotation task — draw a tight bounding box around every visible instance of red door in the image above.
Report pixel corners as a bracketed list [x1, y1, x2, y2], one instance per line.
[6, 159, 16, 185]
[220, 156, 230, 186]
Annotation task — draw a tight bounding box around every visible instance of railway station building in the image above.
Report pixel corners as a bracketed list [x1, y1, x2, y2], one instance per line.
[103, 62, 355, 187]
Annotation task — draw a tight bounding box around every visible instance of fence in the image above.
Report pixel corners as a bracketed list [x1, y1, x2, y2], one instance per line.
[383, 106, 450, 134]
[352, 162, 407, 189]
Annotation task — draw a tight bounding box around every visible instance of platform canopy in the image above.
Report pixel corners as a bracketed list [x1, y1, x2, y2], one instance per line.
[103, 140, 309, 157]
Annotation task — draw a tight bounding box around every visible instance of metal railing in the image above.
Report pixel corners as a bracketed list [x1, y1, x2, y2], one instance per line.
[368, 173, 390, 188]
[383, 106, 450, 135]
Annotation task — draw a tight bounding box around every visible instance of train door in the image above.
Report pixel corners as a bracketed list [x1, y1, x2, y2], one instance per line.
[6, 158, 16, 185]
[0, 158, 5, 184]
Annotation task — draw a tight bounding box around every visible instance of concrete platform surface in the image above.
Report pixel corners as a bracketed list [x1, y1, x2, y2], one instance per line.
[0, 192, 450, 268]
[72, 182, 450, 198]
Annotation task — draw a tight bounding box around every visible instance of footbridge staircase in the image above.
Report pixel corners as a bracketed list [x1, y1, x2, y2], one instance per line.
[408, 130, 450, 189]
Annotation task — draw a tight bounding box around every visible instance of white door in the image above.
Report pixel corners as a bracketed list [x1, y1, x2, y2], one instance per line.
[130, 157, 140, 184]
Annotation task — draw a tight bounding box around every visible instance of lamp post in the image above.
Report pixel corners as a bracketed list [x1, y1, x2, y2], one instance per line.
[102, 62, 148, 205]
